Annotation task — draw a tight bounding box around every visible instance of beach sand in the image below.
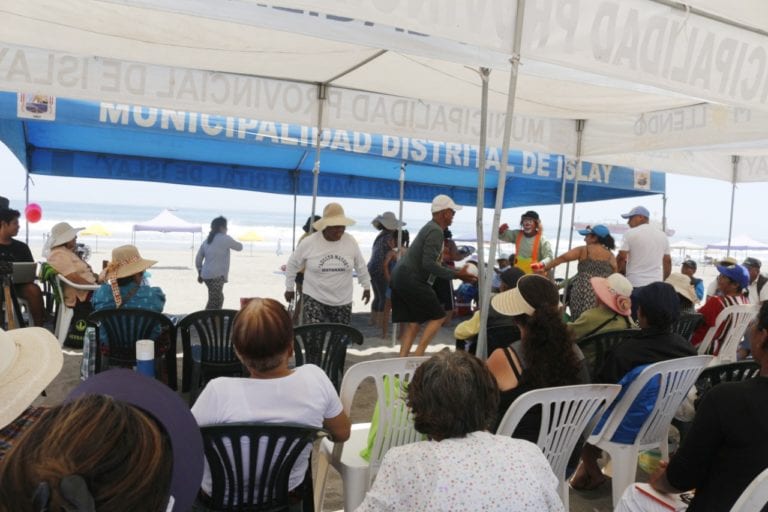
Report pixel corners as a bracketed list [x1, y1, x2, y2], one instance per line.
[26, 240, 722, 511]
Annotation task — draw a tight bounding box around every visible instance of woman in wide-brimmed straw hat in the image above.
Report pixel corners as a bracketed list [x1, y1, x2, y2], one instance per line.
[45, 222, 100, 308]
[284, 203, 371, 325]
[92, 245, 165, 312]
[368, 211, 406, 329]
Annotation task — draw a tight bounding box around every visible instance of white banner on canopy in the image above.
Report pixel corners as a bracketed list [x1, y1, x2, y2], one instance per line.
[0, 44, 576, 155]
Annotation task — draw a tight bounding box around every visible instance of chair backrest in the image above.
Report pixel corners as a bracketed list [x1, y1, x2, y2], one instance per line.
[730, 467, 768, 512]
[698, 304, 758, 362]
[694, 360, 761, 410]
[588, 355, 713, 449]
[671, 313, 704, 343]
[337, 357, 429, 481]
[293, 323, 364, 391]
[178, 309, 240, 364]
[496, 384, 621, 480]
[89, 308, 175, 365]
[200, 422, 322, 511]
[577, 329, 639, 381]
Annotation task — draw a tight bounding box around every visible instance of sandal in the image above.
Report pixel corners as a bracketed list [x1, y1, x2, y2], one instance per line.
[569, 473, 608, 491]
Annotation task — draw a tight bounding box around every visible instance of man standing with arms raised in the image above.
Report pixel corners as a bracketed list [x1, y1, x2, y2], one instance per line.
[390, 195, 476, 356]
[498, 210, 553, 274]
[617, 206, 671, 315]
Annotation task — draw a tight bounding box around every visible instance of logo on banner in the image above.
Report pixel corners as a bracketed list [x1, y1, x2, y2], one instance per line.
[633, 169, 651, 190]
[17, 93, 56, 120]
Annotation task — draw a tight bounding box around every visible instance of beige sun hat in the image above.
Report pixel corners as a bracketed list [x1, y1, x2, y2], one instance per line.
[372, 211, 406, 231]
[313, 203, 356, 231]
[666, 272, 699, 304]
[106, 245, 157, 280]
[0, 327, 63, 429]
[48, 221, 84, 248]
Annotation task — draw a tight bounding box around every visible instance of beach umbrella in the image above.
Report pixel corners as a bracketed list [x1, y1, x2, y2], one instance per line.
[238, 230, 263, 256]
[79, 223, 111, 253]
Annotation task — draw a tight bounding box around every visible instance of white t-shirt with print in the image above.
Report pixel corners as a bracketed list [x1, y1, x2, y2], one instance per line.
[285, 232, 371, 306]
[620, 223, 671, 287]
[192, 365, 343, 494]
[356, 431, 564, 512]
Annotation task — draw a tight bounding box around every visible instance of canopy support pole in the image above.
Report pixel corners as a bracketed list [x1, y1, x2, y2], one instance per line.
[662, 193, 668, 234]
[726, 155, 740, 257]
[291, 168, 299, 251]
[391, 161, 407, 347]
[554, 155, 568, 257]
[474, 67, 492, 320]
[24, 169, 30, 245]
[309, 84, 326, 232]
[476, 0, 526, 361]
[564, 120, 585, 282]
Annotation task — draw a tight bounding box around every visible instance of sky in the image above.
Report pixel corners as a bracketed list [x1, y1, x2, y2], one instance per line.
[2, 143, 767, 245]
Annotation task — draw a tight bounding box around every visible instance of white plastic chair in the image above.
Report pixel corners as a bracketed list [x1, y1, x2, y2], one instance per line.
[587, 355, 714, 507]
[496, 384, 621, 511]
[697, 304, 758, 363]
[314, 356, 429, 512]
[731, 467, 768, 512]
[54, 273, 99, 346]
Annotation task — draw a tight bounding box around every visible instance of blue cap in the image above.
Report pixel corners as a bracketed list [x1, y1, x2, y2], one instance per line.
[620, 206, 650, 219]
[577, 224, 610, 238]
[716, 264, 750, 289]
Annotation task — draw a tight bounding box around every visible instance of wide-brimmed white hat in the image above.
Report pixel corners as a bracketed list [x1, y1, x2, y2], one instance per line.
[491, 274, 555, 316]
[313, 203, 356, 231]
[0, 327, 63, 429]
[591, 273, 633, 316]
[49, 221, 84, 248]
[372, 211, 406, 231]
[665, 272, 698, 304]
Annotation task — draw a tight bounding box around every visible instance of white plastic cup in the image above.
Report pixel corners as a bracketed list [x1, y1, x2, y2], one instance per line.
[136, 339, 155, 378]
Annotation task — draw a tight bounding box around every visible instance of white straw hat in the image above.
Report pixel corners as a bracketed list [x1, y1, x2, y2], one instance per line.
[0, 327, 63, 429]
[313, 203, 356, 230]
[106, 245, 157, 280]
[49, 221, 84, 248]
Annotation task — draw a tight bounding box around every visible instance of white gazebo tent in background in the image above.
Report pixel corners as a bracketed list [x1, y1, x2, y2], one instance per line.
[707, 235, 768, 260]
[670, 240, 706, 261]
[131, 209, 202, 249]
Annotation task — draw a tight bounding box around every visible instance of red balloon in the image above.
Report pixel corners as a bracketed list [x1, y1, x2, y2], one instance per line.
[25, 203, 42, 223]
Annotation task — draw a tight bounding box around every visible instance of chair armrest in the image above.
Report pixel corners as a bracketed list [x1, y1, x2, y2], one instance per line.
[58, 274, 100, 291]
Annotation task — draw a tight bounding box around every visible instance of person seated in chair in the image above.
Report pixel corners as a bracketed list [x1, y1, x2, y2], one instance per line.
[0, 203, 45, 326]
[569, 282, 696, 491]
[45, 222, 101, 309]
[357, 351, 563, 511]
[191, 298, 351, 510]
[92, 245, 165, 313]
[568, 273, 636, 341]
[643, 301, 768, 511]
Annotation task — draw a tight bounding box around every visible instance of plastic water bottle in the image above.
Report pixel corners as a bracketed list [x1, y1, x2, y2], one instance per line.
[136, 339, 155, 378]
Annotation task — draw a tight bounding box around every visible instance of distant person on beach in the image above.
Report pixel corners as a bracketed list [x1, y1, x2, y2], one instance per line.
[0, 201, 45, 326]
[390, 195, 476, 357]
[192, 298, 350, 509]
[93, 245, 165, 312]
[368, 211, 405, 330]
[536, 224, 617, 320]
[46, 221, 101, 308]
[616, 205, 671, 289]
[284, 203, 371, 325]
[195, 216, 243, 309]
[498, 210, 553, 274]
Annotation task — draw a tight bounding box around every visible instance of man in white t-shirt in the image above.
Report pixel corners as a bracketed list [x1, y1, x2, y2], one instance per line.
[617, 206, 671, 317]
